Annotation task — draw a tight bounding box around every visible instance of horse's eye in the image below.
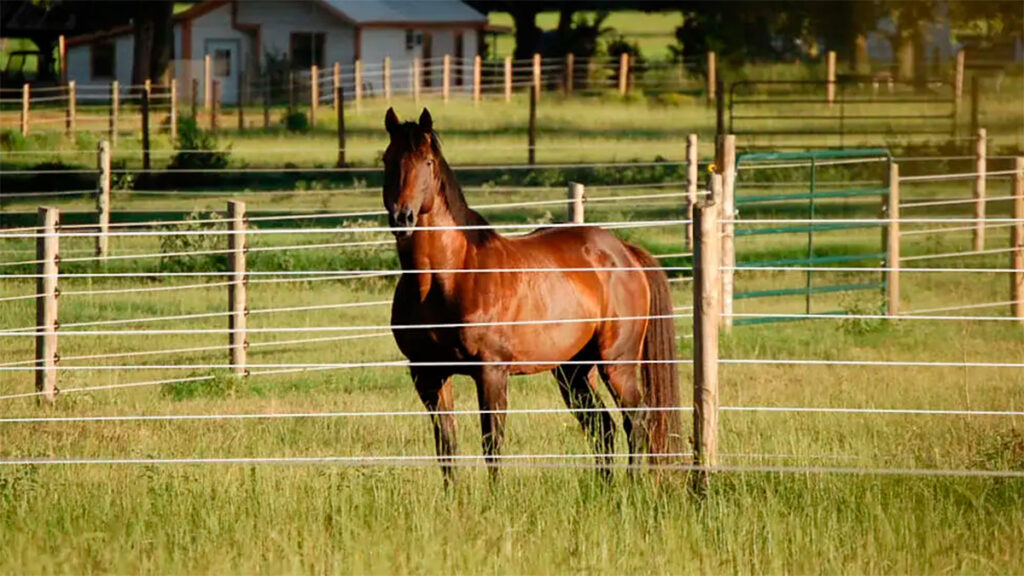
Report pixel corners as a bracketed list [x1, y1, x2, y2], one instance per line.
[426, 159, 435, 167]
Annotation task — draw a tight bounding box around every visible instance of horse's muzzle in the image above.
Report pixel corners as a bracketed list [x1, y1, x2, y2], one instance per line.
[390, 207, 416, 238]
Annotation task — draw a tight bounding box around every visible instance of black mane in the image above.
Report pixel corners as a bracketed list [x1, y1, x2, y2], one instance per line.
[399, 122, 493, 240]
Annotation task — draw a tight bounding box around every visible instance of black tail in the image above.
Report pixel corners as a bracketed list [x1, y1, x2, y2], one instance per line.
[628, 245, 684, 458]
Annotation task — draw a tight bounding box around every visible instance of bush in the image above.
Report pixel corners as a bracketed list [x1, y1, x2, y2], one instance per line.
[285, 111, 310, 132]
[168, 116, 230, 171]
[159, 209, 226, 272]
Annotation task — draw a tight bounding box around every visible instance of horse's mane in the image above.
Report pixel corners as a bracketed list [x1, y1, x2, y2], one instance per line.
[402, 122, 493, 240]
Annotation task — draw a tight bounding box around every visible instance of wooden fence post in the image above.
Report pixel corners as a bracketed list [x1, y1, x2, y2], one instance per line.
[413, 57, 421, 103]
[706, 51, 717, 104]
[887, 162, 901, 316]
[354, 59, 363, 111]
[109, 81, 119, 144]
[191, 78, 199, 119]
[211, 80, 220, 132]
[262, 74, 270, 129]
[532, 53, 541, 101]
[336, 85, 346, 168]
[58, 35, 67, 82]
[35, 206, 59, 404]
[228, 201, 248, 376]
[383, 57, 392, 101]
[974, 128, 987, 252]
[718, 134, 736, 329]
[826, 50, 836, 107]
[21, 83, 29, 136]
[442, 54, 451, 102]
[686, 133, 699, 249]
[169, 78, 178, 140]
[619, 52, 629, 95]
[473, 55, 482, 103]
[954, 50, 965, 112]
[504, 56, 512, 103]
[96, 140, 111, 258]
[693, 174, 722, 490]
[288, 71, 295, 117]
[567, 182, 585, 224]
[332, 62, 341, 112]
[1011, 157, 1024, 321]
[237, 72, 246, 131]
[141, 87, 151, 170]
[65, 80, 76, 137]
[528, 86, 536, 165]
[310, 65, 318, 125]
[204, 54, 212, 110]
[565, 53, 575, 96]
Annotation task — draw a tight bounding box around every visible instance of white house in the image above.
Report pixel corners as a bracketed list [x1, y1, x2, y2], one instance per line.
[65, 0, 487, 104]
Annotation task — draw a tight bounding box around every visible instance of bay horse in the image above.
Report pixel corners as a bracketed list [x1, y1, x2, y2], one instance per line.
[383, 108, 683, 480]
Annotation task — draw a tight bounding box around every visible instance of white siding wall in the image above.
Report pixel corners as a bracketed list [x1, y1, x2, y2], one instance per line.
[65, 46, 91, 86]
[187, 3, 252, 104]
[360, 27, 479, 96]
[66, 34, 134, 99]
[236, 0, 354, 66]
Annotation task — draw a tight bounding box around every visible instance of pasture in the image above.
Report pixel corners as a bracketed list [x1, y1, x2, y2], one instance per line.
[3, 82, 1024, 573]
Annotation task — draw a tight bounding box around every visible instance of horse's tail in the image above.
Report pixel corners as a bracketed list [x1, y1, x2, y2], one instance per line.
[628, 244, 684, 459]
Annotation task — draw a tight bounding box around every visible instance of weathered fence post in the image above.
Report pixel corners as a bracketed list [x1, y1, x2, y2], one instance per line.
[204, 54, 212, 110]
[686, 134, 699, 249]
[65, 80, 76, 137]
[310, 65, 318, 126]
[332, 62, 341, 113]
[826, 50, 836, 107]
[473, 55, 482, 103]
[565, 52, 575, 96]
[288, 71, 295, 117]
[692, 174, 722, 491]
[532, 53, 542, 101]
[718, 134, 736, 329]
[383, 57, 392, 101]
[237, 72, 246, 132]
[974, 128, 987, 252]
[442, 54, 451, 102]
[191, 78, 199, 119]
[21, 83, 29, 136]
[887, 162, 901, 316]
[169, 78, 178, 140]
[567, 182, 585, 224]
[618, 52, 629, 95]
[141, 87, 151, 170]
[504, 56, 512, 103]
[1011, 157, 1024, 321]
[96, 140, 111, 258]
[210, 80, 220, 133]
[954, 50, 965, 111]
[354, 59, 363, 111]
[528, 87, 537, 165]
[35, 206, 59, 404]
[336, 85, 346, 168]
[970, 75, 980, 137]
[228, 201, 248, 376]
[262, 75, 270, 129]
[706, 51, 717, 105]
[413, 57, 422, 103]
[109, 81, 119, 144]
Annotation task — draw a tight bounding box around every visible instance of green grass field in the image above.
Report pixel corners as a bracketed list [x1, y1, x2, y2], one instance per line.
[3, 154, 1024, 571]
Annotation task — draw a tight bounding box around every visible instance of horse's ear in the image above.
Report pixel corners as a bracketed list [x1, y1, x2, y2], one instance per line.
[384, 107, 400, 135]
[418, 108, 433, 133]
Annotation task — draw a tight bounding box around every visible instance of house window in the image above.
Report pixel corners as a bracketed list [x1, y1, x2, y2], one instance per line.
[90, 42, 115, 79]
[405, 29, 422, 51]
[290, 32, 325, 69]
[213, 49, 231, 76]
[454, 32, 464, 86]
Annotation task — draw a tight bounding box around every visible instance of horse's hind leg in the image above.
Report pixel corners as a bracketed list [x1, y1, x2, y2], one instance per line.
[598, 362, 650, 470]
[552, 363, 616, 472]
[413, 369, 458, 484]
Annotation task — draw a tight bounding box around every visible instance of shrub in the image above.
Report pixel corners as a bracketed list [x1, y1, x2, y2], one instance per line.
[168, 116, 230, 171]
[285, 111, 310, 132]
[159, 209, 226, 272]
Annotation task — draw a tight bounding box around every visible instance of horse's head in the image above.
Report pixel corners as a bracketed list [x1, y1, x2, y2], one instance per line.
[382, 107, 441, 238]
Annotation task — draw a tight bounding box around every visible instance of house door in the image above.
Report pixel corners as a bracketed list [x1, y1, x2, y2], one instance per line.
[205, 39, 241, 105]
[422, 32, 433, 86]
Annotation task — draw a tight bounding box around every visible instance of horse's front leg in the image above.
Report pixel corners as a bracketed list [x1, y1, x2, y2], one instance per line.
[473, 365, 508, 478]
[413, 369, 457, 485]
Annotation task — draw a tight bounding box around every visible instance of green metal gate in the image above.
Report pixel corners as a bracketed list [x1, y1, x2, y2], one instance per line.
[731, 148, 894, 325]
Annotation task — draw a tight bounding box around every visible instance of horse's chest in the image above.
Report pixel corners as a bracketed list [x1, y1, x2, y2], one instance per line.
[390, 276, 472, 362]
